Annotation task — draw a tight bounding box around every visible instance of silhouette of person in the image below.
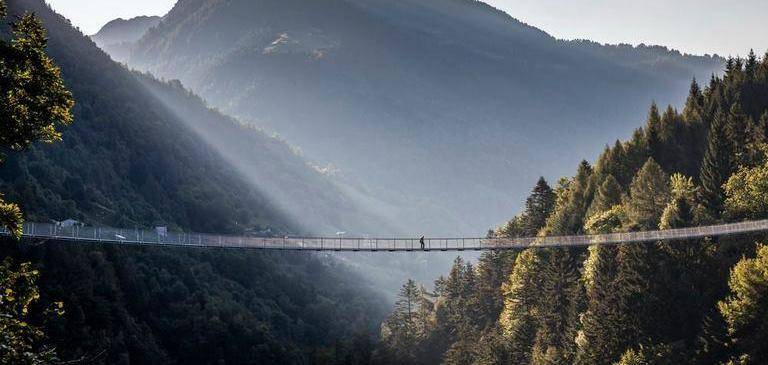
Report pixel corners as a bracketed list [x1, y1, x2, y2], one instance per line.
[420, 235, 425, 250]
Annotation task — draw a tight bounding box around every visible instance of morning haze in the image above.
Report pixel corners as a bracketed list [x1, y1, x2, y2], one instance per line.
[48, 0, 766, 56]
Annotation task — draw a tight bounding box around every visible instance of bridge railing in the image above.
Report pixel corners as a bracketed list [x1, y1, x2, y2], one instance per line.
[3, 219, 768, 251]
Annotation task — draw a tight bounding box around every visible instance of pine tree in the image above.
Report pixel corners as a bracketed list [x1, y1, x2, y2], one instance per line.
[726, 102, 750, 167]
[588, 175, 623, 217]
[659, 174, 696, 230]
[523, 162, 595, 364]
[433, 257, 479, 359]
[645, 103, 663, 164]
[576, 204, 624, 365]
[472, 325, 510, 365]
[745, 49, 758, 80]
[474, 250, 517, 328]
[381, 279, 423, 361]
[532, 247, 583, 365]
[683, 79, 705, 124]
[699, 111, 732, 220]
[523, 177, 556, 236]
[500, 249, 542, 365]
[624, 129, 650, 184]
[575, 244, 621, 365]
[613, 241, 655, 348]
[625, 158, 670, 230]
[602, 140, 631, 186]
[542, 161, 595, 236]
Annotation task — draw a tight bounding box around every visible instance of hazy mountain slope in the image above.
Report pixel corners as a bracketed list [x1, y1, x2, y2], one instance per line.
[1, 2, 287, 233]
[128, 0, 723, 235]
[92, 15, 160, 44]
[1, 1, 386, 362]
[3, 0, 390, 236]
[91, 16, 160, 62]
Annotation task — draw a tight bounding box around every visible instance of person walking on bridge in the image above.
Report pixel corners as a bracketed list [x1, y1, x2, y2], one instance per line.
[420, 235, 425, 250]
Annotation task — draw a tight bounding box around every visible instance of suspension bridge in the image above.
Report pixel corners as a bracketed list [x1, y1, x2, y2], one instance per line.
[2, 220, 768, 252]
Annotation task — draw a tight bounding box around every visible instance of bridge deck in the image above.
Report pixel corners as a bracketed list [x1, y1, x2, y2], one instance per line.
[3, 220, 768, 252]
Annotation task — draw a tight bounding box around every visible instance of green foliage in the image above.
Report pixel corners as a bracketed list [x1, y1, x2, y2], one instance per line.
[0, 199, 22, 239]
[1, 242, 385, 364]
[646, 103, 663, 163]
[381, 279, 423, 361]
[496, 177, 555, 238]
[542, 161, 595, 236]
[0, 258, 63, 364]
[0, 0, 73, 238]
[474, 250, 517, 328]
[585, 204, 627, 235]
[588, 174, 623, 217]
[613, 344, 675, 365]
[699, 111, 732, 219]
[0, 8, 73, 151]
[499, 249, 541, 364]
[724, 146, 768, 219]
[523, 177, 556, 236]
[0, 2, 70, 363]
[659, 174, 697, 229]
[718, 244, 768, 364]
[625, 158, 670, 230]
[378, 50, 768, 365]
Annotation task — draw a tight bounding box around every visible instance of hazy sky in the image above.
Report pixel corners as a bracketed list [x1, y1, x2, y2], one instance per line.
[47, 0, 765, 57]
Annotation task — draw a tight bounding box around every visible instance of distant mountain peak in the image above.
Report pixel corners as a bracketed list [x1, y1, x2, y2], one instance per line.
[92, 15, 161, 41]
[91, 15, 161, 62]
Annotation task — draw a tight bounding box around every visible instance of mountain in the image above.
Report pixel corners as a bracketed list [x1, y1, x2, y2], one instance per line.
[1, 0, 387, 362]
[4, 2, 393, 236]
[125, 0, 724, 235]
[91, 16, 160, 62]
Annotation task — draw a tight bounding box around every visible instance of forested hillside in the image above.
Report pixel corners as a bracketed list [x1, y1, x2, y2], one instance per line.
[378, 52, 768, 364]
[0, 0, 386, 363]
[1, 0, 388, 236]
[124, 0, 723, 235]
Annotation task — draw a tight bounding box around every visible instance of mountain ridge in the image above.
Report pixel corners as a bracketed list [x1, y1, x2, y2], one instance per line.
[91, 15, 161, 62]
[123, 0, 724, 235]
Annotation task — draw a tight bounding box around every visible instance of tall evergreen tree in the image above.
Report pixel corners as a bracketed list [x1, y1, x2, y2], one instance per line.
[624, 128, 651, 184]
[597, 140, 631, 187]
[625, 158, 670, 230]
[542, 161, 595, 236]
[532, 247, 583, 365]
[500, 249, 542, 365]
[381, 279, 427, 362]
[683, 79, 705, 123]
[699, 111, 732, 220]
[523, 177, 556, 236]
[431, 257, 479, 362]
[474, 250, 517, 329]
[645, 103, 663, 164]
[588, 174, 623, 217]
[576, 204, 626, 365]
[521, 163, 595, 365]
[745, 49, 758, 80]
[726, 102, 750, 167]
[659, 174, 697, 230]
[613, 241, 655, 349]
